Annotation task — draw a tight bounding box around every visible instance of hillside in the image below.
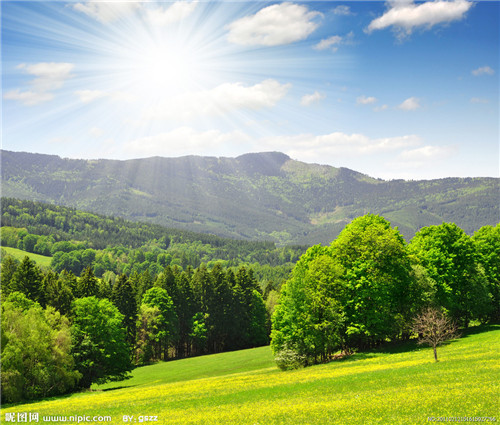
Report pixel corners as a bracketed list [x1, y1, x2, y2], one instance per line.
[2, 150, 498, 244]
[2, 326, 498, 424]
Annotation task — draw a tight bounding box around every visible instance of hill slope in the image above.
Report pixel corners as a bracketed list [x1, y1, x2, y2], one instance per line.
[2, 150, 498, 244]
[3, 326, 498, 424]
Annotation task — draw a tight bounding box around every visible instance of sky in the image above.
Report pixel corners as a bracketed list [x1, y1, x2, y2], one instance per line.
[1, 0, 499, 180]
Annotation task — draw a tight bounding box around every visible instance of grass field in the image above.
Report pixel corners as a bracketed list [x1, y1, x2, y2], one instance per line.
[2, 326, 499, 425]
[1, 246, 52, 268]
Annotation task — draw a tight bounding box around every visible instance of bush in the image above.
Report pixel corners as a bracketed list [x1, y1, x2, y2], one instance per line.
[274, 346, 306, 371]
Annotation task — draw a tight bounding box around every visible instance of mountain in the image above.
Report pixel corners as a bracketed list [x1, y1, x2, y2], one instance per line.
[1, 150, 498, 244]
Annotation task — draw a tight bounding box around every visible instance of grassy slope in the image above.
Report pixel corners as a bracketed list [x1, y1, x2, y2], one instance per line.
[1, 246, 52, 268]
[3, 326, 499, 424]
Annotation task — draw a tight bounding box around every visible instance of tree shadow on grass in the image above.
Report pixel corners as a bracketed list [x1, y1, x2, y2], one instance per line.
[331, 324, 498, 364]
[100, 385, 139, 392]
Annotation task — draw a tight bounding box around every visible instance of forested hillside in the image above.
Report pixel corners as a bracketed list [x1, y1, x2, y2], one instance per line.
[1, 198, 303, 286]
[2, 150, 498, 244]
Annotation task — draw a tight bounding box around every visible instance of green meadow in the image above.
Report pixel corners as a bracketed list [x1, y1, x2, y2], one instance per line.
[1, 246, 52, 268]
[3, 326, 499, 425]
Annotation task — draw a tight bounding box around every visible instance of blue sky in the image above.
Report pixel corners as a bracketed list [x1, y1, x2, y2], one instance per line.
[2, 0, 498, 179]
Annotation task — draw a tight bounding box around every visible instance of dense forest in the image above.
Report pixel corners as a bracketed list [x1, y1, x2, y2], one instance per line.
[1, 197, 499, 404]
[2, 150, 498, 244]
[1, 197, 305, 288]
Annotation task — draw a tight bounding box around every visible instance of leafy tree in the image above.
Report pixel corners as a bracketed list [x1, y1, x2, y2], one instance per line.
[409, 223, 491, 327]
[135, 304, 161, 365]
[21, 234, 38, 253]
[189, 312, 208, 355]
[271, 245, 344, 365]
[1, 292, 80, 403]
[141, 287, 177, 360]
[330, 215, 414, 348]
[71, 297, 131, 388]
[412, 307, 459, 362]
[473, 224, 500, 321]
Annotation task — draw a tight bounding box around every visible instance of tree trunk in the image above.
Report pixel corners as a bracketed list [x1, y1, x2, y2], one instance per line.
[433, 345, 438, 362]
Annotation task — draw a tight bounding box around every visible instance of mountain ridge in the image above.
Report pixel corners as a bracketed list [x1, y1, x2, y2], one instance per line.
[1, 149, 498, 244]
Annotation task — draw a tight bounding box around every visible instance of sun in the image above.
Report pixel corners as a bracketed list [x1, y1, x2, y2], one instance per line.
[131, 41, 200, 95]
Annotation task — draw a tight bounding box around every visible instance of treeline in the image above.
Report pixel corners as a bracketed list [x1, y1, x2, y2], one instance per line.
[1, 197, 304, 289]
[271, 215, 499, 368]
[1, 258, 269, 403]
[1, 197, 305, 267]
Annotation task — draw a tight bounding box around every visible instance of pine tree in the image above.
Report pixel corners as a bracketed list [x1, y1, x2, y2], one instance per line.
[111, 274, 137, 346]
[76, 267, 99, 298]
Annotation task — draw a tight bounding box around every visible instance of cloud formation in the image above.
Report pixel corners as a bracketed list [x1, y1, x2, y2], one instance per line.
[146, 2, 197, 26]
[332, 5, 353, 16]
[145, 79, 291, 120]
[73, 0, 140, 23]
[301, 91, 326, 106]
[260, 132, 421, 159]
[125, 127, 251, 157]
[4, 62, 74, 106]
[366, 0, 472, 38]
[398, 97, 420, 111]
[314, 32, 354, 52]
[357, 95, 377, 105]
[471, 66, 495, 76]
[227, 3, 321, 46]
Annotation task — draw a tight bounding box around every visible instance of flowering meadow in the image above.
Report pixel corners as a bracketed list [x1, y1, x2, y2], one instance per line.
[3, 326, 498, 425]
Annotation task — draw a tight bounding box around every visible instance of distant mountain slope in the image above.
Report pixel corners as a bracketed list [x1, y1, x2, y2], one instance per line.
[1, 150, 498, 244]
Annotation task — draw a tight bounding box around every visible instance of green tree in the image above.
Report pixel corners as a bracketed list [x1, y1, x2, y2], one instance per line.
[409, 223, 491, 327]
[76, 266, 99, 298]
[331, 215, 414, 348]
[71, 297, 131, 388]
[1, 292, 80, 403]
[141, 287, 177, 360]
[473, 224, 500, 321]
[10, 256, 43, 302]
[0, 255, 19, 297]
[271, 245, 344, 365]
[112, 274, 137, 346]
[135, 304, 161, 364]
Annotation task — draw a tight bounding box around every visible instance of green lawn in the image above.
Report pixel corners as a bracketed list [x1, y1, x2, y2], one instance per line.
[3, 326, 499, 425]
[1, 246, 52, 268]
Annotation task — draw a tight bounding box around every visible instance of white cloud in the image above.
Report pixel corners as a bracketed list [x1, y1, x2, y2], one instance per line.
[16, 62, 74, 91]
[125, 127, 252, 157]
[374, 104, 389, 112]
[146, 2, 197, 26]
[4, 62, 74, 106]
[314, 35, 342, 51]
[75, 90, 106, 103]
[357, 95, 377, 105]
[472, 66, 495, 76]
[366, 0, 473, 38]
[301, 91, 326, 106]
[75, 89, 135, 104]
[399, 145, 456, 162]
[145, 79, 291, 120]
[470, 97, 489, 104]
[3, 90, 54, 106]
[332, 5, 353, 16]
[398, 97, 421, 110]
[314, 32, 354, 52]
[89, 127, 105, 138]
[73, 1, 140, 23]
[258, 132, 421, 161]
[227, 3, 321, 46]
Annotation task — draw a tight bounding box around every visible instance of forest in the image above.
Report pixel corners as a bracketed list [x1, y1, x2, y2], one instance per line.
[1, 197, 499, 404]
